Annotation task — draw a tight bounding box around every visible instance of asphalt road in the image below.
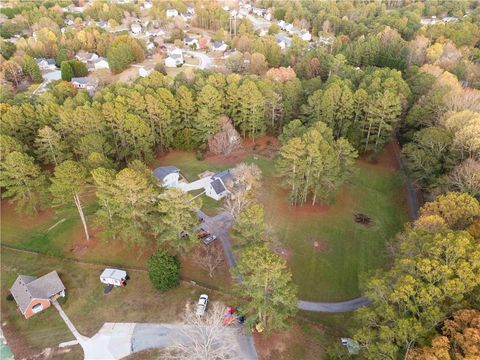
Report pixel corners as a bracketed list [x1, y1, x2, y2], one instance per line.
[185, 51, 213, 69]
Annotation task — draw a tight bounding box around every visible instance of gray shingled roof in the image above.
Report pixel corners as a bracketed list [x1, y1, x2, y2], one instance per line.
[210, 178, 226, 195]
[10, 271, 65, 314]
[213, 169, 232, 183]
[153, 166, 179, 180]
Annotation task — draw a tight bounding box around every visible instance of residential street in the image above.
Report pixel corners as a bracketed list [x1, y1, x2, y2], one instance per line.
[185, 50, 213, 69]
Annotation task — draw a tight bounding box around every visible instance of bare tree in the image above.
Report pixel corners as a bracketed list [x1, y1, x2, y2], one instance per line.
[449, 158, 480, 197]
[169, 302, 240, 360]
[223, 163, 262, 218]
[208, 117, 242, 155]
[193, 244, 224, 278]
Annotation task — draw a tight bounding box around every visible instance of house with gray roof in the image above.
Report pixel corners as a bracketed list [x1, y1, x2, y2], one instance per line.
[153, 166, 180, 188]
[10, 271, 66, 319]
[205, 169, 232, 200]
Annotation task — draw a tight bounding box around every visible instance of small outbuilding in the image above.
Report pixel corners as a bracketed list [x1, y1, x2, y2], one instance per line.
[100, 268, 128, 287]
[10, 271, 66, 319]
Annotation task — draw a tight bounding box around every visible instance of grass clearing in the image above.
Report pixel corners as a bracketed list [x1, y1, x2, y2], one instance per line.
[246, 146, 409, 302]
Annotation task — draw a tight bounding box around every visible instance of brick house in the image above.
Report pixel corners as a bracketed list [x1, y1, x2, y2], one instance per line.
[10, 271, 66, 319]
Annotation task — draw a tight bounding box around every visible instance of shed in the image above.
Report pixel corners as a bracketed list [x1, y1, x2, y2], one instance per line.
[100, 268, 128, 287]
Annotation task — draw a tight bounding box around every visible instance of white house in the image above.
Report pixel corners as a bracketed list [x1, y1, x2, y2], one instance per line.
[166, 9, 179, 18]
[138, 65, 154, 77]
[146, 41, 155, 51]
[285, 23, 295, 34]
[275, 34, 291, 49]
[212, 41, 228, 52]
[205, 170, 232, 200]
[100, 269, 127, 287]
[75, 51, 98, 63]
[71, 77, 98, 95]
[165, 48, 184, 67]
[299, 30, 312, 41]
[153, 166, 180, 187]
[186, 6, 195, 15]
[92, 57, 109, 70]
[142, 1, 152, 10]
[131, 22, 142, 35]
[184, 36, 199, 49]
[264, 12, 272, 21]
[258, 28, 268, 37]
[252, 7, 264, 17]
[35, 58, 56, 71]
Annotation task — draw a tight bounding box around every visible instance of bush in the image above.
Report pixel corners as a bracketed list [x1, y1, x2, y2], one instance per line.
[147, 249, 180, 291]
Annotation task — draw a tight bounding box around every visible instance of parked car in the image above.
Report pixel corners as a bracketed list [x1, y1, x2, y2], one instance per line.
[196, 294, 209, 316]
[203, 234, 217, 245]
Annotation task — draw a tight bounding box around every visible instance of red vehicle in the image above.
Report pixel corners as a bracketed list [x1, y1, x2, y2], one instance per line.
[223, 306, 236, 325]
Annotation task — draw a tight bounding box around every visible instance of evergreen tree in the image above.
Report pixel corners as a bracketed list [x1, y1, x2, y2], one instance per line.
[155, 188, 201, 254]
[147, 249, 180, 291]
[50, 161, 90, 240]
[35, 126, 70, 166]
[233, 80, 266, 140]
[61, 61, 74, 81]
[234, 243, 297, 332]
[232, 204, 266, 244]
[22, 55, 43, 83]
[193, 84, 223, 144]
[0, 151, 46, 215]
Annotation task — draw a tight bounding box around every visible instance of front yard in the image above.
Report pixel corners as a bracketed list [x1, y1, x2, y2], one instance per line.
[0, 247, 230, 359]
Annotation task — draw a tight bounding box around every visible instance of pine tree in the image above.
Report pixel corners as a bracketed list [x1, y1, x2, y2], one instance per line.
[155, 188, 201, 254]
[232, 204, 266, 244]
[50, 161, 90, 240]
[234, 243, 297, 332]
[61, 61, 74, 81]
[233, 80, 266, 140]
[35, 126, 70, 165]
[0, 151, 46, 215]
[22, 55, 43, 83]
[193, 84, 223, 144]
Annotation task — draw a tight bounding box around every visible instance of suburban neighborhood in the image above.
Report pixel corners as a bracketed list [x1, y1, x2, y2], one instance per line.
[1, 0, 480, 359]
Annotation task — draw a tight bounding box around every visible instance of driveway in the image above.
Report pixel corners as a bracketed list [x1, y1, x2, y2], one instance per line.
[185, 51, 213, 69]
[196, 211, 372, 313]
[54, 303, 257, 360]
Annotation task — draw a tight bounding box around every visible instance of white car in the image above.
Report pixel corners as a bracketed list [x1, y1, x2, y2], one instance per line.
[196, 294, 208, 316]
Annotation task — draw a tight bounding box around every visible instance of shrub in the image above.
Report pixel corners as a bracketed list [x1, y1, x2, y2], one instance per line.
[147, 249, 180, 291]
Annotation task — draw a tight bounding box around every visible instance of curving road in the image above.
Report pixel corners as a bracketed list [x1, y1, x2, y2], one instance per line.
[197, 210, 371, 313]
[185, 51, 213, 70]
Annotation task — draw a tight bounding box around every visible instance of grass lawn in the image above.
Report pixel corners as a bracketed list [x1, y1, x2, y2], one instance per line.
[245, 145, 409, 302]
[1, 247, 233, 359]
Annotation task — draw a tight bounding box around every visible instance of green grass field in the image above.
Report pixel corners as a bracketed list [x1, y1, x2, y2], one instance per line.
[246, 154, 409, 301]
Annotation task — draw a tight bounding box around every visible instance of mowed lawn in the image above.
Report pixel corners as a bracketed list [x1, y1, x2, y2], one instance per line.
[1, 247, 231, 358]
[246, 147, 409, 302]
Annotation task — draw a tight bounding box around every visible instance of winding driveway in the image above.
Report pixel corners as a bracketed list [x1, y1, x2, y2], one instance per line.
[197, 210, 371, 313]
[184, 51, 213, 70]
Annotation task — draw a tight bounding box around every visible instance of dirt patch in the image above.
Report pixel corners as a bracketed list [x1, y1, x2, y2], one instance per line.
[1, 200, 54, 228]
[206, 149, 247, 166]
[254, 322, 326, 360]
[244, 136, 280, 160]
[358, 140, 401, 172]
[312, 239, 329, 253]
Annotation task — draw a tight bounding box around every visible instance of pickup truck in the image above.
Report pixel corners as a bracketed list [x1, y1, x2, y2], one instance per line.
[196, 294, 209, 316]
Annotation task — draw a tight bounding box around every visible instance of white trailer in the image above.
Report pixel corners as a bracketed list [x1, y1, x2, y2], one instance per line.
[100, 268, 128, 287]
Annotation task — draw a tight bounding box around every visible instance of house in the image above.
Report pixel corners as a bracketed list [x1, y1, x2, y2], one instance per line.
[278, 20, 287, 30]
[146, 29, 164, 37]
[212, 41, 229, 52]
[100, 268, 127, 287]
[420, 16, 438, 26]
[184, 36, 199, 49]
[443, 16, 459, 23]
[186, 6, 195, 15]
[166, 9, 179, 18]
[131, 22, 142, 35]
[142, 1, 152, 10]
[138, 65, 155, 77]
[35, 58, 56, 71]
[264, 12, 272, 21]
[205, 170, 232, 200]
[153, 166, 180, 187]
[285, 23, 295, 34]
[71, 77, 98, 94]
[275, 34, 291, 49]
[10, 271, 66, 319]
[164, 48, 183, 67]
[146, 41, 156, 51]
[258, 28, 268, 37]
[92, 57, 109, 70]
[252, 7, 265, 17]
[75, 51, 98, 63]
[298, 30, 312, 41]
[318, 35, 334, 46]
